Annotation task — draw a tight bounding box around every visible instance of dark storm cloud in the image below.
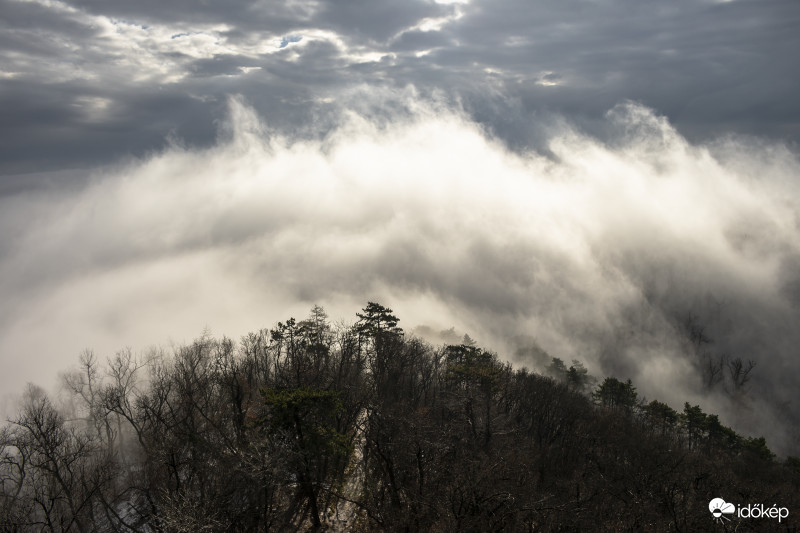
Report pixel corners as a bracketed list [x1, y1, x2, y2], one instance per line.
[65, 0, 315, 31]
[0, 0, 97, 42]
[316, 0, 448, 43]
[2, 0, 799, 176]
[66, 0, 448, 44]
[0, 77, 219, 176]
[390, 29, 453, 52]
[186, 55, 261, 78]
[424, 0, 800, 141]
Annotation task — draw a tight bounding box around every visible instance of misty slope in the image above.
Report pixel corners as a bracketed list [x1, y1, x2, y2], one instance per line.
[2, 96, 799, 455]
[1, 303, 799, 531]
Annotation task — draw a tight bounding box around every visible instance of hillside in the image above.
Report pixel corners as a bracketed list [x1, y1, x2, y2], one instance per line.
[2, 303, 798, 531]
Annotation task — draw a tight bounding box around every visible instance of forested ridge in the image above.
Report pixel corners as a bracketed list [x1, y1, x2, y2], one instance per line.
[1, 303, 798, 532]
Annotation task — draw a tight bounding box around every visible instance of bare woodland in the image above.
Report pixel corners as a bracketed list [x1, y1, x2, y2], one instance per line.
[1, 303, 798, 531]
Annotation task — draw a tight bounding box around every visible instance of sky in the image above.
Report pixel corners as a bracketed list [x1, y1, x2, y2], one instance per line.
[1, 0, 800, 453]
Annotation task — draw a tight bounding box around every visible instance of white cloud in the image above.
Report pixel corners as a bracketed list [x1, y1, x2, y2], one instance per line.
[1, 95, 799, 452]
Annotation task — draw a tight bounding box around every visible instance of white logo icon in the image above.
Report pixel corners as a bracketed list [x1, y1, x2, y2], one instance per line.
[709, 498, 736, 523]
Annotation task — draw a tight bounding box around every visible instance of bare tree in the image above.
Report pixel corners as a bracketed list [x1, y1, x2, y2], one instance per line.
[728, 357, 756, 392]
[702, 352, 726, 389]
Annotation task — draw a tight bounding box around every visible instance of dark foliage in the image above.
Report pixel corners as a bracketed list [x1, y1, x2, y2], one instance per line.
[1, 304, 798, 531]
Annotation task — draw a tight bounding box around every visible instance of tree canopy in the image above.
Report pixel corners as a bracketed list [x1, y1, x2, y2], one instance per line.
[1, 303, 797, 531]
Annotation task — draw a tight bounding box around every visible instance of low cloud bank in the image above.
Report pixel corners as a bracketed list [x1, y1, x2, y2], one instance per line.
[1, 94, 798, 453]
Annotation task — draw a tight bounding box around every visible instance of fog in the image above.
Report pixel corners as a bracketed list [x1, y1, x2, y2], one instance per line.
[1, 93, 798, 453]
